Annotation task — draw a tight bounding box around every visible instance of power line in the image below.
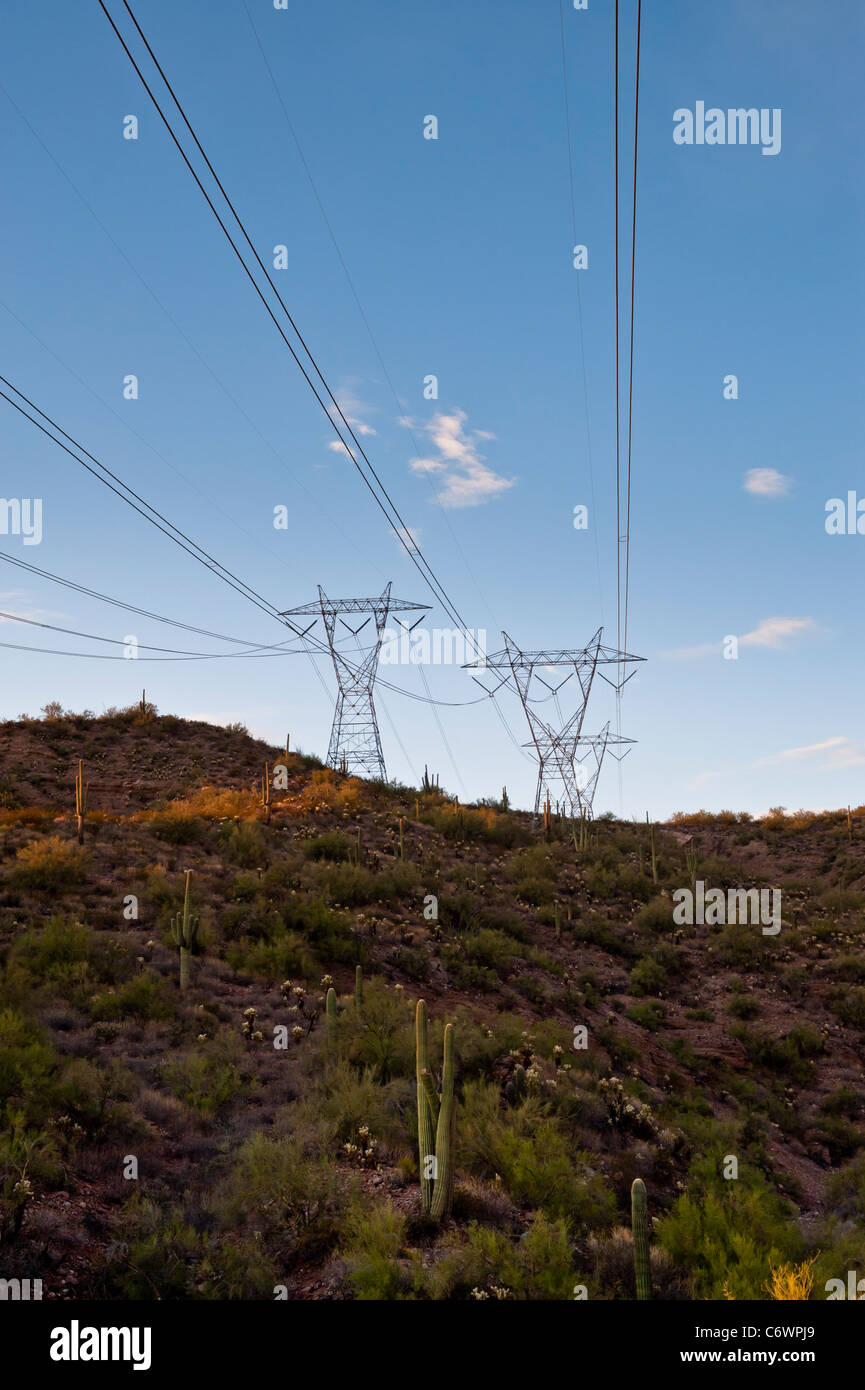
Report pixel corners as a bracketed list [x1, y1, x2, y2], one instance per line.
[100, 0, 475, 651]
[0, 552, 286, 647]
[239, 0, 502, 638]
[0, 376, 283, 626]
[558, 0, 604, 615]
[0, 430, 488, 707]
[623, 0, 642, 661]
[0, 608, 304, 660]
[98, 0, 528, 759]
[614, 0, 622, 688]
[0, 80, 373, 576]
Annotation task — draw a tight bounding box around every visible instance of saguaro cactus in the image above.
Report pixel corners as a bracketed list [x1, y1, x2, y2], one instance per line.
[685, 846, 699, 895]
[261, 763, 272, 824]
[415, 999, 456, 1221]
[647, 812, 658, 884]
[74, 759, 88, 846]
[355, 964, 363, 1011]
[325, 986, 338, 1039]
[631, 1178, 652, 1300]
[170, 869, 199, 991]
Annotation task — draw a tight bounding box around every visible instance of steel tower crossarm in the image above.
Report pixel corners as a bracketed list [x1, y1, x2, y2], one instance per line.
[279, 584, 430, 781]
[464, 627, 645, 820]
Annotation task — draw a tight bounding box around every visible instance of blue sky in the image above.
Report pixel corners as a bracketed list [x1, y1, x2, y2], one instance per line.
[0, 0, 862, 818]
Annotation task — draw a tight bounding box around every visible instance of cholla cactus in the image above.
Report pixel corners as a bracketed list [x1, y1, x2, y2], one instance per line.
[343, 1124, 377, 1168]
[241, 1007, 263, 1043]
[170, 869, 199, 991]
[415, 1000, 456, 1222]
[504, 1063, 527, 1106]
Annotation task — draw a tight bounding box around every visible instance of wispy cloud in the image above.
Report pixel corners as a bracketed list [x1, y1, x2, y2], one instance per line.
[408, 409, 515, 509]
[744, 468, 793, 497]
[659, 640, 719, 661]
[324, 385, 378, 455]
[757, 736, 865, 770]
[391, 524, 421, 551]
[739, 617, 814, 649]
[0, 593, 58, 625]
[660, 616, 815, 661]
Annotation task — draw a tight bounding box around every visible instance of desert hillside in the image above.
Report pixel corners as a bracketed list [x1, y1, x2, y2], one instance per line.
[1, 703, 863, 1300]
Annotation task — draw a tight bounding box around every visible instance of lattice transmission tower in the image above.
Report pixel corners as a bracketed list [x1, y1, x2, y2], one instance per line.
[281, 583, 429, 781]
[465, 628, 644, 819]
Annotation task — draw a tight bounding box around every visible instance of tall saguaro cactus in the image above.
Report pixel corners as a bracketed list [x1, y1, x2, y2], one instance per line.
[647, 812, 658, 884]
[170, 870, 199, 991]
[74, 759, 88, 846]
[631, 1178, 652, 1300]
[415, 1000, 456, 1221]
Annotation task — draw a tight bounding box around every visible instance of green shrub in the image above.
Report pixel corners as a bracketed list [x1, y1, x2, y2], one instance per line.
[513, 876, 554, 907]
[828, 987, 865, 1029]
[730, 1024, 823, 1083]
[160, 1043, 247, 1116]
[626, 1000, 667, 1031]
[281, 895, 356, 961]
[89, 972, 172, 1022]
[727, 993, 761, 1020]
[0, 1009, 59, 1126]
[656, 1156, 803, 1299]
[219, 821, 268, 868]
[342, 1202, 407, 1300]
[463, 929, 523, 973]
[340, 979, 415, 1083]
[225, 930, 317, 982]
[459, 1080, 616, 1228]
[637, 897, 674, 933]
[826, 1153, 865, 1221]
[629, 956, 667, 997]
[150, 814, 210, 846]
[215, 1130, 346, 1256]
[12, 836, 88, 891]
[427, 1215, 578, 1300]
[305, 830, 353, 862]
[714, 924, 771, 969]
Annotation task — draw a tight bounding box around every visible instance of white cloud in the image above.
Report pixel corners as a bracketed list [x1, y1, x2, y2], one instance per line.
[0, 593, 58, 625]
[757, 736, 865, 770]
[328, 385, 378, 438]
[660, 616, 814, 660]
[658, 640, 719, 661]
[744, 468, 793, 497]
[739, 617, 814, 648]
[391, 524, 421, 551]
[408, 409, 515, 509]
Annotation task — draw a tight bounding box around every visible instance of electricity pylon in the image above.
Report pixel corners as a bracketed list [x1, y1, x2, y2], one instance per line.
[465, 628, 644, 819]
[280, 583, 429, 781]
[524, 724, 635, 819]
